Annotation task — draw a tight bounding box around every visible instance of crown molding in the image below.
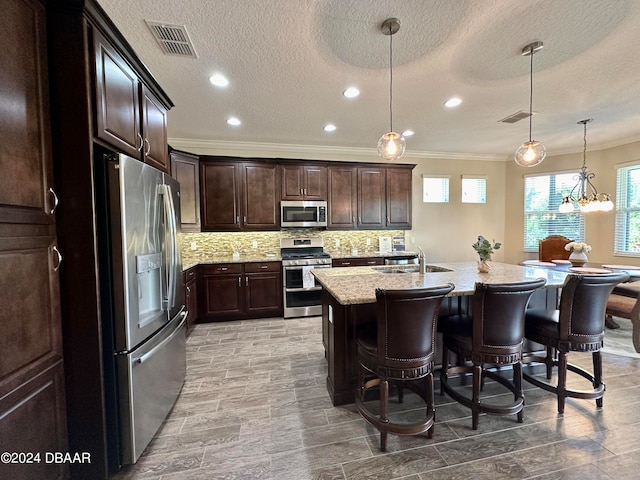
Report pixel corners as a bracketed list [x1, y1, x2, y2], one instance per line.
[167, 138, 508, 162]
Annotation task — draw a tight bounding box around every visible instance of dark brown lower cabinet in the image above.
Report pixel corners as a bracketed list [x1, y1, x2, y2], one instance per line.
[201, 262, 282, 321]
[184, 266, 198, 333]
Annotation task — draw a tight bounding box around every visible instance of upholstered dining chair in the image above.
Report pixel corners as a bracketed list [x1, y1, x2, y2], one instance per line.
[538, 235, 572, 262]
[523, 272, 629, 413]
[355, 284, 455, 451]
[439, 278, 547, 430]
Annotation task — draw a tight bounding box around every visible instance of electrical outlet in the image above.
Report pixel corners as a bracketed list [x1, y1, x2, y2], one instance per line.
[252, 241, 258, 248]
[366, 238, 371, 246]
[190, 242, 197, 251]
[335, 239, 340, 247]
[411, 236, 415, 244]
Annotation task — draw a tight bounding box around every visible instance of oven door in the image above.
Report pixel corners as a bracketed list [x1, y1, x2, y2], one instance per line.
[283, 264, 329, 318]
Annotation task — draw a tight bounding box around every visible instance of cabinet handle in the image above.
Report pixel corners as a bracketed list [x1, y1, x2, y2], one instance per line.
[260, 265, 268, 269]
[136, 133, 144, 151]
[52, 245, 63, 271]
[48, 187, 59, 215]
[220, 267, 228, 271]
[186, 286, 191, 293]
[245, 277, 249, 287]
[236, 216, 240, 225]
[300, 188, 304, 196]
[342, 262, 351, 266]
[387, 216, 390, 223]
[243, 216, 247, 223]
[144, 138, 151, 156]
[238, 277, 241, 287]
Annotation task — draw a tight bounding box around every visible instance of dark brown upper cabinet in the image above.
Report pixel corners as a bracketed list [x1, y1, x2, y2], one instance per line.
[94, 29, 169, 172]
[170, 149, 201, 232]
[280, 163, 327, 200]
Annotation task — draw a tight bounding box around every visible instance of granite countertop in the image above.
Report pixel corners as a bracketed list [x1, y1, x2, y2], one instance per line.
[312, 261, 570, 305]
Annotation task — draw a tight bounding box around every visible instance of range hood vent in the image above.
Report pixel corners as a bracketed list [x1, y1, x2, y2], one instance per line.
[146, 21, 197, 58]
[498, 110, 534, 124]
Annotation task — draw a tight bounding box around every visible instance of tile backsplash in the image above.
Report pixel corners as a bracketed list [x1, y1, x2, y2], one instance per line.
[180, 229, 407, 264]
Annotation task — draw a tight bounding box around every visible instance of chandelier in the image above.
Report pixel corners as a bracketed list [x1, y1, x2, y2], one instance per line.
[377, 18, 406, 161]
[515, 41, 546, 167]
[558, 119, 614, 213]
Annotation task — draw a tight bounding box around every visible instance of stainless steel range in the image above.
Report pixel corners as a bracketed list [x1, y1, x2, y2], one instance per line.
[281, 238, 331, 318]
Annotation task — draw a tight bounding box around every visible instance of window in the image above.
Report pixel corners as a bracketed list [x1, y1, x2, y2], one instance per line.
[524, 173, 585, 250]
[461, 175, 486, 203]
[422, 175, 449, 203]
[614, 162, 640, 255]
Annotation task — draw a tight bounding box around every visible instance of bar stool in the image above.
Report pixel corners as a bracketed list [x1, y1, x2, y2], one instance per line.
[523, 272, 629, 413]
[440, 278, 546, 430]
[355, 284, 454, 451]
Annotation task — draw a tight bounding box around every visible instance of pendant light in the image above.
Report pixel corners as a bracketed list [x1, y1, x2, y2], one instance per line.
[515, 41, 546, 167]
[558, 119, 614, 213]
[377, 18, 406, 161]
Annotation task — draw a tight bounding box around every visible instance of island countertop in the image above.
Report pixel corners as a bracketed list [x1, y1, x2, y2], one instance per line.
[312, 261, 569, 305]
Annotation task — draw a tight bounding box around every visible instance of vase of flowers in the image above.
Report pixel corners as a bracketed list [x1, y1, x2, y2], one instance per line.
[565, 241, 591, 267]
[472, 236, 501, 273]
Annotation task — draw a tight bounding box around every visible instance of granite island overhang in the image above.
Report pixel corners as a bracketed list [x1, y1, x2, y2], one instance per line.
[312, 262, 569, 406]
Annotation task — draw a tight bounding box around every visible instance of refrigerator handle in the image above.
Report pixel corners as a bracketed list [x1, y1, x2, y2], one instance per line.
[161, 184, 179, 309]
[134, 311, 186, 365]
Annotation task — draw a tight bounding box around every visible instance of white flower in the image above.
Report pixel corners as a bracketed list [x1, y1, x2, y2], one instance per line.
[564, 241, 592, 253]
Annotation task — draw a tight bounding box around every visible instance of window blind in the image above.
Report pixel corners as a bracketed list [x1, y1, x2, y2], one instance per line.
[461, 175, 486, 203]
[422, 175, 449, 203]
[614, 163, 640, 255]
[523, 173, 585, 250]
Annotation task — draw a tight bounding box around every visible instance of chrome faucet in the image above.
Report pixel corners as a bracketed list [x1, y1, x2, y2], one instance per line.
[417, 246, 426, 274]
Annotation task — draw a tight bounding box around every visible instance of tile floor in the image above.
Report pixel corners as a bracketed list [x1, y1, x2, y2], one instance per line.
[113, 316, 640, 479]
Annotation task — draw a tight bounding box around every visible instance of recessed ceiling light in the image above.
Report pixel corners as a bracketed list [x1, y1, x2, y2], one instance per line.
[227, 117, 241, 126]
[209, 73, 229, 88]
[445, 97, 462, 108]
[324, 124, 337, 132]
[343, 87, 360, 98]
[402, 130, 414, 137]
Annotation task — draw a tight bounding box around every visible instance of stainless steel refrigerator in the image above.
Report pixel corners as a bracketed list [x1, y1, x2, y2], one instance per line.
[96, 152, 186, 471]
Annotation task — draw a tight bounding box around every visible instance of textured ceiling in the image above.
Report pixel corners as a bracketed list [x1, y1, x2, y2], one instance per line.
[96, 0, 640, 160]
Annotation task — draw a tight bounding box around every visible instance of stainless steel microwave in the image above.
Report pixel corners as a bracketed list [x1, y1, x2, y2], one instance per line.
[280, 200, 327, 228]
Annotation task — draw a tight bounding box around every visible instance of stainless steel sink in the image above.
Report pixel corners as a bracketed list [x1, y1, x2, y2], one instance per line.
[375, 265, 452, 274]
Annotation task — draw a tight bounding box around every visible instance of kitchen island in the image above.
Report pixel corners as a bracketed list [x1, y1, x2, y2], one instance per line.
[313, 261, 569, 405]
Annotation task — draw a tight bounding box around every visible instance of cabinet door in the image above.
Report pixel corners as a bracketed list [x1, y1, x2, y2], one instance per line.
[357, 167, 386, 228]
[201, 162, 242, 230]
[243, 163, 279, 229]
[94, 28, 141, 159]
[203, 274, 243, 317]
[303, 165, 327, 200]
[386, 168, 412, 228]
[141, 86, 169, 172]
[327, 166, 357, 229]
[245, 272, 283, 315]
[170, 150, 200, 232]
[280, 164, 305, 200]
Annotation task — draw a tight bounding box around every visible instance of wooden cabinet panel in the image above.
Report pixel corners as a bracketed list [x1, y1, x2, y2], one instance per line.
[246, 271, 282, 314]
[332, 257, 383, 267]
[243, 163, 279, 229]
[327, 166, 357, 229]
[386, 168, 412, 228]
[204, 274, 244, 316]
[201, 162, 242, 230]
[281, 164, 327, 200]
[141, 86, 169, 172]
[0, 0, 54, 226]
[184, 267, 198, 334]
[94, 28, 141, 159]
[357, 167, 386, 228]
[170, 150, 200, 232]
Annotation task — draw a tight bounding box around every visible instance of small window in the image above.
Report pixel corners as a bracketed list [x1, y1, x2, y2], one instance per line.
[461, 175, 486, 203]
[614, 162, 640, 255]
[422, 175, 449, 203]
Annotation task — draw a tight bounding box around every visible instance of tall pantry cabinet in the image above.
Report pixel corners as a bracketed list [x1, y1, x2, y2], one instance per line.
[0, 1, 68, 479]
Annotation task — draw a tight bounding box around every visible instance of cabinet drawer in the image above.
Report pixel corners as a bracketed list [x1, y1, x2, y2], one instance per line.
[202, 263, 242, 275]
[184, 267, 197, 281]
[244, 261, 281, 273]
[332, 257, 383, 267]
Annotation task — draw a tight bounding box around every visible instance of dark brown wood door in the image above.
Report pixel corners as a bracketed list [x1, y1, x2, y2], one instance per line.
[357, 167, 386, 228]
[386, 168, 412, 228]
[94, 28, 141, 159]
[141, 85, 169, 172]
[280, 164, 305, 200]
[327, 166, 357, 229]
[203, 274, 244, 316]
[302, 165, 327, 200]
[245, 272, 283, 314]
[201, 162, 242, 230]
[242, 163, 279, 229]
[170, 150, 200, 232]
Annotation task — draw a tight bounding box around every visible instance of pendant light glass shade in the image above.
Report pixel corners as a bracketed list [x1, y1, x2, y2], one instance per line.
[515, 140, 546, 167]
[377, 131, 406, 161]
[377, 18, 405, 161]
[515, 41, 545, 167]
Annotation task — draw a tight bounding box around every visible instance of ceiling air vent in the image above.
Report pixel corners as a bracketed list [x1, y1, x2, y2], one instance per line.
[498, 110, 534, 124]
[146, 21, 197, 58]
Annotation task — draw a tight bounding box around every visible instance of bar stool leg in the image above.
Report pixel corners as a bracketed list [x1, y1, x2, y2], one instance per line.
[514, 361, 524, 423]
[471, 363, 482, 430]
[593, 351, 604, 408]
[380, 378, 389, 451]
[557, 351, 568, 414]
